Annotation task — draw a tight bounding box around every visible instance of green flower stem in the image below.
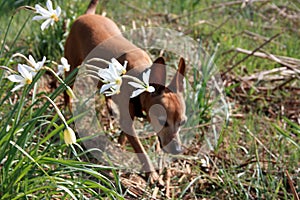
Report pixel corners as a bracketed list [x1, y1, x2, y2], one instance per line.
[84, 63, 104, 72]
[12, 53, 33, 67]
[84, 73, 101, 81]
[42, 95, 68, 128]
[15, 86, 27, 125]
[31, 82, 38, 117]
[42, 66, 76, 99]
[0, 65, 15, 74]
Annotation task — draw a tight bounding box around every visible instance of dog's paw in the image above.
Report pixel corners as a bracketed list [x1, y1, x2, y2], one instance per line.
[117, 131, 127, 147]
[147, 171, 165, 186]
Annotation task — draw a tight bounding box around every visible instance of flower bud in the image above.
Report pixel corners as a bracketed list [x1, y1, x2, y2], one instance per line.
[66, 86, 76, 99]
[63, 126, 76, 146]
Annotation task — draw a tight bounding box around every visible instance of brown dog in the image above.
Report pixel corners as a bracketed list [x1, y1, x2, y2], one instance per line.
[65, 0, 186, 184]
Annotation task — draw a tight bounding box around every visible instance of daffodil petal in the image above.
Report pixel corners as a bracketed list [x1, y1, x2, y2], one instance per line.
[55, 6, 61, 17]
[35, 5, 51, 17]
[7, 75, 24, 83]
[130, 88, 145, 98]
[111, 83, 121, 91]
[21, 63, 35, 74]
[143, 69, 151, 84]
[98, 69, 114, 82]
[60, 57, 70, 72]
[28, 55, 38, 70]
[38, 56, 46, 69]
[18, 64, 32, 81]
[57, 65, 64, 75]
[32, 15, 48, 21]
[104, 88, 120, 96]
[11, 83, 25, 92]
[103, 91, 115, 96]
[61, 57, 68, 65]
[111, 58, 122, 68]
[100, 83, 115, 94]
[123, 60, 128, 69]
[128, 81, 144, 89]
[147, 86, 155, 93]
[111, 58, 125, 75]
[41, 18, 52, 30]
[110, 63, 120, 77]
[46, 0, 54, 12]
[29, 55, 36, 65]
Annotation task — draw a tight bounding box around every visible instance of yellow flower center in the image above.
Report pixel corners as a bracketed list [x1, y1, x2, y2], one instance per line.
[51, 14, 59, 22]
[25, 78, 32, 85]
[145, 86, 149, 91]
[115, 78, 122, 85]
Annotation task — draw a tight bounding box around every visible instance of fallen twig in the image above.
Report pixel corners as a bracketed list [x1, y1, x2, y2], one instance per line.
[285, 170, 300, 200]
[241, 66, 297, 81]
[165, 169, 171, 198]
[233, 30, 285, 47]
[173, 0, 270, 21]
[222, 33, 281, 76]
[235, 47, 300, 76]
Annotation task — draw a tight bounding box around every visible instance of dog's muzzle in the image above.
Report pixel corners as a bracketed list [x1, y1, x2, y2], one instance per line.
[158, 137, 183, 155]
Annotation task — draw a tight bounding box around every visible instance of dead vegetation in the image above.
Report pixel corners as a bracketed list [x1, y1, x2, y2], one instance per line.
[40, 1, 299, 199]
[106, 1, 300, 199]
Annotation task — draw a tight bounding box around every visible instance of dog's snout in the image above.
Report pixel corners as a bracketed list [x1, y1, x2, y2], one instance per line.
[169, 140, 183, 154]
[159, 137, 183, 155]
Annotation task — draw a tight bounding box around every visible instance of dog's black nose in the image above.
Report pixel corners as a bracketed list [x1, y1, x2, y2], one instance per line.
[168, 140, 183, 155]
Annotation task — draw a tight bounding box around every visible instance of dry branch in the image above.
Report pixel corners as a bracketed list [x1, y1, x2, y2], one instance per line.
[235, 47, 300, 75]
[222, 33, 281, 76]
[173, 0, 270, 21]
[285, 170, 300, 200]
[233, 30, 285, 47]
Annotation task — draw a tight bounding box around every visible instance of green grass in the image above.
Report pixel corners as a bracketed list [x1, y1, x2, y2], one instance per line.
[1, 0, 299, 199]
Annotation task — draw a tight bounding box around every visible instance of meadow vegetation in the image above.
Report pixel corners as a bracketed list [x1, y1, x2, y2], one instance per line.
[0, 0, 299, 199]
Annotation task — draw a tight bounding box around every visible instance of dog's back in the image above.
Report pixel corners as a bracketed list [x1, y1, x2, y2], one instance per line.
[64, 1, 151, 72]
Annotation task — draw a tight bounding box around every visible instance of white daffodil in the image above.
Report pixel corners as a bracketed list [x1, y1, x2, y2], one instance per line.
[7, 64, 33, 92]
[63, 126, 76, 146]
[28, 55, 46, 76]
[111, 58, 127, 75]
[57, 57, 70, 76]
[98, 64, 122, 96]
[128, 69, 155, 98]
[32, 0, 61, 31]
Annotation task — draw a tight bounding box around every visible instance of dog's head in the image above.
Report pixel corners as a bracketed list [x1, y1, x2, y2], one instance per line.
[141, 57, 187, 154]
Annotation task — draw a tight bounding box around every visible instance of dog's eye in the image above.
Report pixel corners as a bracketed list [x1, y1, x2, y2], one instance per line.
[179, 119, 186, 126]
[158, 118, 168, 127]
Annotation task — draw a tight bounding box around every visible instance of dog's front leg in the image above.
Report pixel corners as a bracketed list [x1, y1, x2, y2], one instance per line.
[115, 90, 164, 185]
[120, 121, 164, 186]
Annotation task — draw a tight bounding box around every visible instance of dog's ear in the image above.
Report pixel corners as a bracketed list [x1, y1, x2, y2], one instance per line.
[168, 57, 186, 93]
[149, 57, 166, 86]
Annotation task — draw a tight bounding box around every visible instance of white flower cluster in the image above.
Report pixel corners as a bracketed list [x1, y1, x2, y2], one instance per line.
[4, 1, 74, 146]
[32, 0, 61, 31]
[7, 55, 69, 92]
[4, 0, 155, 147]
[98, 58, 155, 98]
[7, 55, 45, 92]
